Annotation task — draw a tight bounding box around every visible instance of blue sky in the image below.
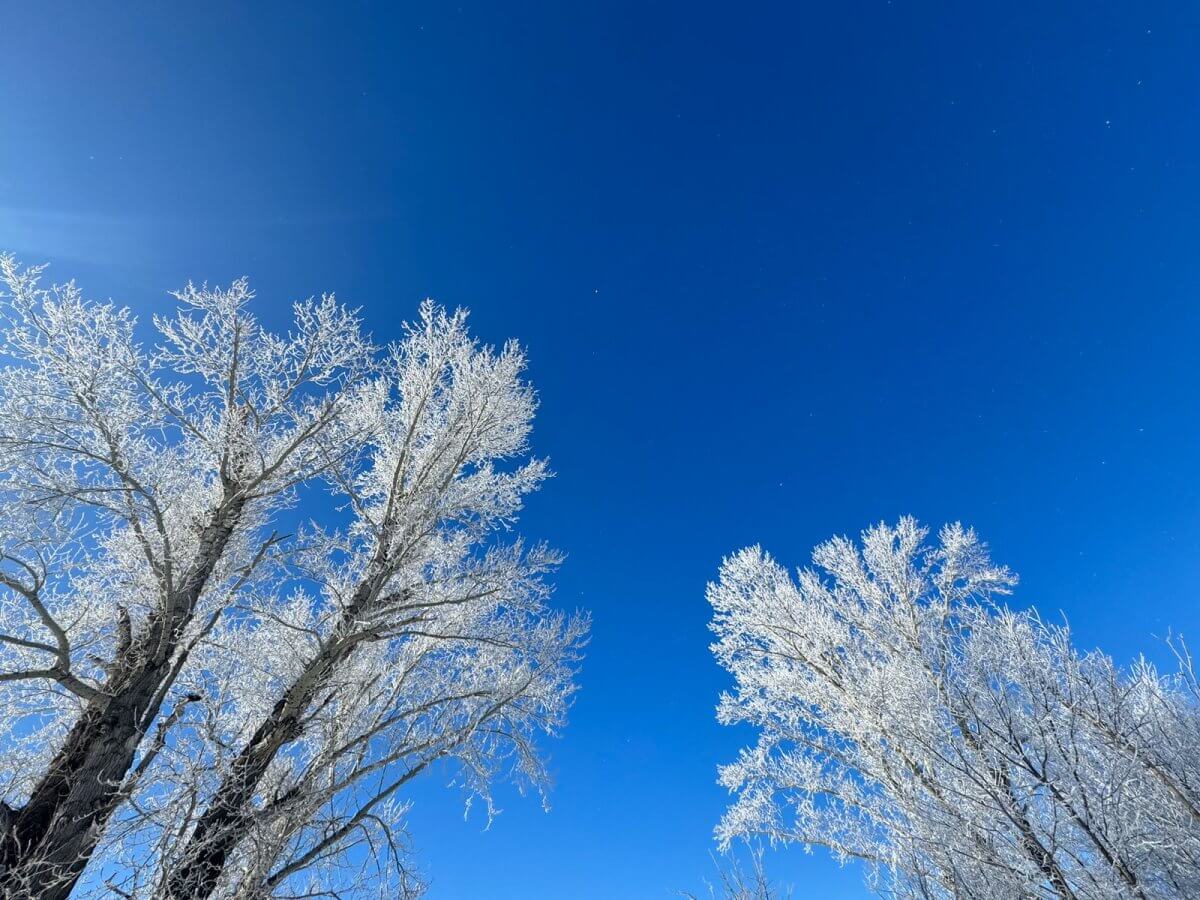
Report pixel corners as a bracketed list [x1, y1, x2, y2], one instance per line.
[3, 3, 1200, 897]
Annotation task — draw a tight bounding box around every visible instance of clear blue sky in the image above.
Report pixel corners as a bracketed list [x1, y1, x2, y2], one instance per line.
[3, 3, 1200, 897]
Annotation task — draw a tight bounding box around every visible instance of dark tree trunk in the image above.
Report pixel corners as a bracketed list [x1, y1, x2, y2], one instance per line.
[0, 499, 245, 900]
[162, 576, 381, 899]
[160, 690, 307, 899]
[0, 655, 172, 898]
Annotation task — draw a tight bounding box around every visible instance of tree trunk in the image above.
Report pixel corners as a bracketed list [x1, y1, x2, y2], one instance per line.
[160, 691, 306, 899]
[161, 576, 381, 899]
[0, 655, 172, 898]
[0, 499, 245, 900]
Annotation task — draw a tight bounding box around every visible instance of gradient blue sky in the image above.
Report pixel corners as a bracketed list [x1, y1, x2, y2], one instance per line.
[3, 3, 1200, 897]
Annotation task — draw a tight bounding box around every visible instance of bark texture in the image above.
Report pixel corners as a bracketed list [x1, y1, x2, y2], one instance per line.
[0, 500, 244, 899]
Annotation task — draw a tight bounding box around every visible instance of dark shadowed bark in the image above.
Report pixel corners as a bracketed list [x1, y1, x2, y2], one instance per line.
[159, 572, 383, 900]
[0, 497, 245, 900]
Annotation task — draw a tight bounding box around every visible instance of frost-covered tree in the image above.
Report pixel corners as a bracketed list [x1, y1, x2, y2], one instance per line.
[709, 518, 1200, 899]
[681, 847, 792, 900]
[0, 257, 585, 899]
[147, 302, 585, 900]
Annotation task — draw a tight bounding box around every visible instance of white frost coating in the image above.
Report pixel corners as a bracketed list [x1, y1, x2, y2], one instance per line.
[709, 518, 1200, 899]
[0, 257, 585, 899]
